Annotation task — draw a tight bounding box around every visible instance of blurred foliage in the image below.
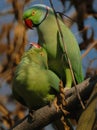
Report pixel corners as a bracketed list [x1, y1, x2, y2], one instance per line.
[0, 0, 97, 129]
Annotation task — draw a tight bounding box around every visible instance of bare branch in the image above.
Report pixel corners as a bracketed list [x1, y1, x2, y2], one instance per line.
[81, 40, 97, 59]
[63, 11, 77, 28]
[0, 10, 14, 16]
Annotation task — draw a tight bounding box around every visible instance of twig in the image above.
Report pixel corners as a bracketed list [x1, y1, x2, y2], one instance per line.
[49, 0, 85, 109]
[0, 10, 14, 16]
[81, 40, 97, 59]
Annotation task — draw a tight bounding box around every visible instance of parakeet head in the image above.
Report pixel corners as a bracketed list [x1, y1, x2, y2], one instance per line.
[23, 4, 50, 29]
[29, 42, 48, 68]
[30, 42, 46, 55]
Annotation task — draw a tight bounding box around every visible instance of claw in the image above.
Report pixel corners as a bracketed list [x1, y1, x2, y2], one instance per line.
[59, 80, 69, 116]
[61, 116, 71, 130]
[59, 80, 67, 106]
[53, 97, 60, 112]
[59, 104, 69, 115]
[53, 80, 69, 115]
[64, 87, 70, 93]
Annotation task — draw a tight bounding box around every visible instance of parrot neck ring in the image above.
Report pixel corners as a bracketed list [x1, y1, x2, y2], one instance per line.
[38, 6, 49, 26]
[24, 6, 49, 28]
[33, 6, 49, 27]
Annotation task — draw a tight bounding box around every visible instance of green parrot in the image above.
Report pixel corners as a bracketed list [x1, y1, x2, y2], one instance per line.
[12, 42, 61, 110]
[23, 4, 84, 89]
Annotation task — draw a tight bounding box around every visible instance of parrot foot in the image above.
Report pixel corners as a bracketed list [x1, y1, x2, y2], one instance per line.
[53, 81, 69, 114]
[53, 97, 69, 115]
[64, 87, 70, 93]
[59, 104, 69, 115]
[61, 116, 71, 130]
[59, 81, 69, 116]
[53, 97, 60, 112]
[59, 80, 67, 106]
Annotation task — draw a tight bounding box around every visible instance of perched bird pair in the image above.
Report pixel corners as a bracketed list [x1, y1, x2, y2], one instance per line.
[23, 4, 84, 89]
[13, 4, 84, 113]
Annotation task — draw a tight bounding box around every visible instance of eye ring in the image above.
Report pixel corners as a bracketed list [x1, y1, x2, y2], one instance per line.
[32, 11, 36, 16]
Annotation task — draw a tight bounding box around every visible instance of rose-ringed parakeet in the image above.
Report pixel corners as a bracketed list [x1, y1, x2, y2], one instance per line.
[12, 43, 61, 110]
[23, 4, 84, 90]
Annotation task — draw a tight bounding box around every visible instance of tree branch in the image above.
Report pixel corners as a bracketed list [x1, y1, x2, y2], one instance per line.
[10, 75, 97, 130]
[0, 9, 14, 16]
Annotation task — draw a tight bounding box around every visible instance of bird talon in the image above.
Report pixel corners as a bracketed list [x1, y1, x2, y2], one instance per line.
[61, 116, 71, 130]
[53, 97, 60, 112]
[59, 104, 69, 116]
[64, 87, 70, 93]
[60, 93, 67, 106]
[59, 80, 67, 106]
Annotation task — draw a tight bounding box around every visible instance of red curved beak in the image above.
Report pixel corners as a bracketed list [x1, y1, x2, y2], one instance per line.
[24, 19, 33, 29]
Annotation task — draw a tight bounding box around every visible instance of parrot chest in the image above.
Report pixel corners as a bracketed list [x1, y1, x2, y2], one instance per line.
[13, 65, 55, 109]
[38, 18, 84, 84]
[38, 27, 67, 81]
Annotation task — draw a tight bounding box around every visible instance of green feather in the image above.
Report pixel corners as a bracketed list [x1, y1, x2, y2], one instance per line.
[12, 44, 60, 110]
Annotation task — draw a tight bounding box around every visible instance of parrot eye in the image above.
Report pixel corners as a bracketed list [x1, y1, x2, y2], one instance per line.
[24, 19, 33, 29]
[32, 11, 36, 16]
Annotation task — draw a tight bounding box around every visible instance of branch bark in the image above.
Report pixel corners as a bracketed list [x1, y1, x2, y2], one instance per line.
[10, 75, 97, 130]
